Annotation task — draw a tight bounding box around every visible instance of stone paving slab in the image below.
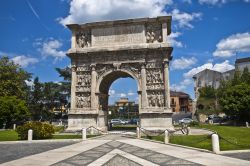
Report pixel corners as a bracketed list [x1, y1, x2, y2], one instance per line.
[1, 137, 250, 166]
[0, 140, 110, 166]
[0, 141, 79, 164]
[118, 139, 250, 166]
[222, 152, 250, 161]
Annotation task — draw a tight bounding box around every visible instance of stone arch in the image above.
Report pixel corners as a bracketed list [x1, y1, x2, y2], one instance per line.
[96, 69, 141, 94]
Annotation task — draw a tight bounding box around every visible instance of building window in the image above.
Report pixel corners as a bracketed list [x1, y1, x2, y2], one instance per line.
[171, 98, 175, 105]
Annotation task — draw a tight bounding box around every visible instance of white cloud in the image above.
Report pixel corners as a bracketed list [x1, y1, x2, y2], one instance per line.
[127, 90, 136, 96]
[213, 32, 250, 57]
[38, 39, 66, 60]
[184, 60, 234, 77]
[109, 89, 116, 96]
[168, 9, 202, 28]
[11, 55, 38, 68]
[168, 32, 183, 47]
[171, 57, 197, 70]
[58, 0, 173, 25]
[120, 93, 127, 97]
[59, 0, 201, 29]
[171, 78, 193, 91]
[25, 80, 34, 87]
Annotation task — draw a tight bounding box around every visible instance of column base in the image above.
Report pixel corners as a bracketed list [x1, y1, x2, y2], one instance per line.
[139, 112, 174, 131]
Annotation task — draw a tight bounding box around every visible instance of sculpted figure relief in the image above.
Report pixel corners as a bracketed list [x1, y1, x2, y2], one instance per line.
[146, 23, 163, 43]
[76, 31, 91, 48]
[148, 91, 164, 107]
[146, 69, 163, 84]
[76, 93, 90, 108]
[77, 75, 91, 86]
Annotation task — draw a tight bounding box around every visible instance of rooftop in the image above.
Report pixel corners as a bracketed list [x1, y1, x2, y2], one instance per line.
[235, 57, 250, 64]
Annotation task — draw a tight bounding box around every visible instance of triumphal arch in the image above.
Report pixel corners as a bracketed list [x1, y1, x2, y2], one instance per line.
[66, 16, 173, 131]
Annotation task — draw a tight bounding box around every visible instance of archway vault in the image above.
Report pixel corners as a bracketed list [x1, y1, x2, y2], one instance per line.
[66, 16, 174, 131]
[97, 69, 141, 94]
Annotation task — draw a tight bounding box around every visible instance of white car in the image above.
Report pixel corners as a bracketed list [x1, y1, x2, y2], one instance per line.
[179, 118, 193, 124]
[110, 119, 122, 125]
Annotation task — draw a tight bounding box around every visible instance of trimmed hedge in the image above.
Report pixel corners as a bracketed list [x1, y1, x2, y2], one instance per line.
[16, 121, 55, 140]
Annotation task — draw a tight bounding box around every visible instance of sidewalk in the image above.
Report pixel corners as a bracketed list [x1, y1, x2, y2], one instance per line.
[1, 134, 250, 166]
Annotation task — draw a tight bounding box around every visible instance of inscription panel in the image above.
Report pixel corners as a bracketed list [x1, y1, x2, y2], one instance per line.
[92, 25, 145, 46]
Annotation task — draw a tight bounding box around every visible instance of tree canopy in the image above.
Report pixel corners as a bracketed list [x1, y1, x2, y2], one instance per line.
[217, 67, 250, 122]
[0, 56, 31, 99]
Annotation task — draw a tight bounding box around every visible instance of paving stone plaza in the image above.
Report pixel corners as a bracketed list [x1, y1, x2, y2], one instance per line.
[1, 135, 250, 166]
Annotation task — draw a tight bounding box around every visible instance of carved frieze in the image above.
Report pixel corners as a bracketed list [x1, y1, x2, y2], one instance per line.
[147, 83, 164, 90]
[145, 23, 162, 43]
[75, 92, 91, 108]
[96, 64, 114, 78]
[146, 69, 163, 84]
[146, 62, 162, 69]
[76, 74, 91, 86]
[121, 63, 141, 78]
[76, 66, 91, 72]
[147, 91, 164, 107]
[76, 30, 91, 48]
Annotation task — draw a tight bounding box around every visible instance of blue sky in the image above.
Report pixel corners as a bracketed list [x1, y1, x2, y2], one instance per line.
[1, 0, 250, 104]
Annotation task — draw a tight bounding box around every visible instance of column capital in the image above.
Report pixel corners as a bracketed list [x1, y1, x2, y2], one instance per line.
[71, 65, 77, 72]
[163, 60, 169, 68]
[140, 62, 146, 69]
[90, 64, 96, 71]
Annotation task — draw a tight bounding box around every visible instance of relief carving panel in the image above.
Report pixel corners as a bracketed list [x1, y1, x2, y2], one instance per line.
[76, 30, 91, 48]
[147, 91, 164, 107]
[146, 23, 162, 43]
[75, 92, 91, 108]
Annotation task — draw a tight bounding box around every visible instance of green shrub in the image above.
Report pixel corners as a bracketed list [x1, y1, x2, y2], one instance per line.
[54, 126, 65, 133]
[16, 121, 55, 140]
[189, 121, 200, 127]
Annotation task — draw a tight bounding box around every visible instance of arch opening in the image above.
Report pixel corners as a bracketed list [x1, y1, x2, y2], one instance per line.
[97, 70, 140, 130]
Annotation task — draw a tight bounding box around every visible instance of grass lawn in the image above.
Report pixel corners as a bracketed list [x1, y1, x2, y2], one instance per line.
[143, 125, 250, 151]
[110, 125, 136, 131]
[0, 130, 100, 141]
[0, 130, 19, 141]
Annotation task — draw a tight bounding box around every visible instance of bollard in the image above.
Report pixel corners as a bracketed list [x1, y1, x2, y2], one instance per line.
[187, 127, 191, 135]
[212, 133, 220, 154]
[246, 122, 249, 128]
[136, 127, 141, 139]
[90, 127, 95, 135]
[82, 128, 87, 140]
[164, 130, 169, 144]
[28, 129, 33, 141]
[13, 124, 16, 130]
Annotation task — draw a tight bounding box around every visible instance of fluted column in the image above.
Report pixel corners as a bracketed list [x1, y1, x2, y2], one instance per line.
[70, 65, 77, 111]
[163, 61, 170, 109]
[141, 64, 148, 108]
[90, 64, 97, 110]
[71, 30, 76, 48]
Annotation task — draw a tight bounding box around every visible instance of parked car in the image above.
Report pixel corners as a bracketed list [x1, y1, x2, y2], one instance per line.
[122, 119, 130, 125]
[179, 118, 193, 124]
[130, 118, 139, 125]
[110, 119, 122, 125]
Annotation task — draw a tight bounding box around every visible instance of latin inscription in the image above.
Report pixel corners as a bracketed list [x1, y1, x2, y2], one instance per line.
[92, 25, 145, 46]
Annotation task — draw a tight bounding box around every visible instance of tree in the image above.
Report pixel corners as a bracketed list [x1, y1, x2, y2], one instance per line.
[0, 96, 30, 128]
[219, 83, 250, 121]
[0, 56, 31, 99]
[28, 77, 44, 120]
[217, 67, 250, 122]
